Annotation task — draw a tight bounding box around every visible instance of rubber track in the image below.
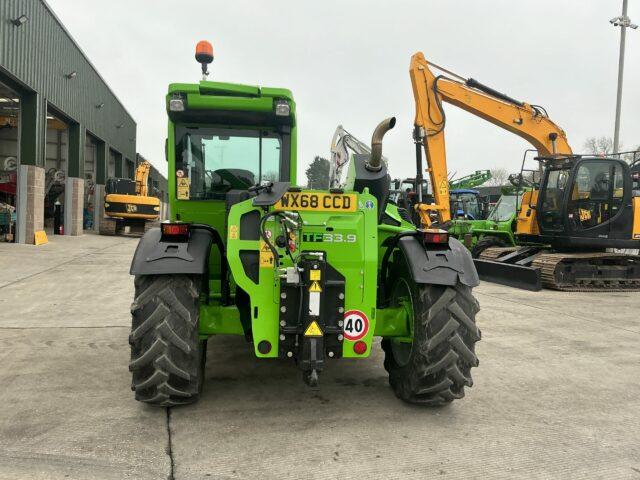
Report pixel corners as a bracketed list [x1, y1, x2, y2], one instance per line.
[532, 252, 640, 292]
[129, 275, 203, 407]
[98, 218, 118, 236]
[480, 248, 640, 292]
[472, 237, 507, 259]
[478, 246, 517, 261]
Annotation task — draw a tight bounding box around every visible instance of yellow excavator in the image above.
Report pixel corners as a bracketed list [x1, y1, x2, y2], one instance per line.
[409, 52, 640, 291]
[101, 160, 160, 235]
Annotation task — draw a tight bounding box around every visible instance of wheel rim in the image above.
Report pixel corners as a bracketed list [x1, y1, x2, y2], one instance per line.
[389, 277, 414, 367]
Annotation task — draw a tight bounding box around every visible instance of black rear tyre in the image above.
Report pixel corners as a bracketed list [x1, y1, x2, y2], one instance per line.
[129, 275, 206, 407]
[471, 236, 507, 259]
[382, 274, 481, 406]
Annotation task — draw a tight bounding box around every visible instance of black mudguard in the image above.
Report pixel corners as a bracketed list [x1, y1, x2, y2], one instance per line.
[130, 228, 214, 276]
[397, 236, 479, 288]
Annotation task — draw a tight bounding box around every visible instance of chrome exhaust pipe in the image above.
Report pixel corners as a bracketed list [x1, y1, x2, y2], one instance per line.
[367, 117, 396, 171]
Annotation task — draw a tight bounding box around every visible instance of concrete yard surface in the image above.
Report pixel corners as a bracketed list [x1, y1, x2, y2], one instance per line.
[0, 234, 639, 479]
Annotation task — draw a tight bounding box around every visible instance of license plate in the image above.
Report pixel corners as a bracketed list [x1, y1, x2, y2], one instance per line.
[275, 192, 357, 212]
[126, 204, 138, 213]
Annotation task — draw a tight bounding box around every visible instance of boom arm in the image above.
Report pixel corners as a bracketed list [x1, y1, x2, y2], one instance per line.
[329, 125, 387, 188]
[135, 161, 152, 197]
[450, 170, 492, 190]
[409, 52, 571, 226]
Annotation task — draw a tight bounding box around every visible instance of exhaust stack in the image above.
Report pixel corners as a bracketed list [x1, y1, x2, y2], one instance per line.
[367, 117, 396, 171]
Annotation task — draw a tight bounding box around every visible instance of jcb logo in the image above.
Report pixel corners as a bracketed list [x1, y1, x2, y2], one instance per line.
[126, 204, 138, 213]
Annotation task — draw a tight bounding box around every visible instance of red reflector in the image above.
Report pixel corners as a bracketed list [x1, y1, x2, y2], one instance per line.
[161, 223, 190, 236]
[353, 341, 367, 355]
[257, 340, 271, 354]
[423, 231, 449, 244]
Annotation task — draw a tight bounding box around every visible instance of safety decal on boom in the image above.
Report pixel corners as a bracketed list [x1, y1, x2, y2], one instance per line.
[438, 179, 448, 196]
[342, 310, 369, 341]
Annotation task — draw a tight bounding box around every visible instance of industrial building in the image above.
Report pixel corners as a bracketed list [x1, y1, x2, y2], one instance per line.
[0, 0, 165, 244]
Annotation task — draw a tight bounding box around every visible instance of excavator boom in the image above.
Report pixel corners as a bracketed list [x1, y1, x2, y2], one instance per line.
[409, 51, 571, 226]
[135, 161, 152, 197]
[329, 125, 387, 188]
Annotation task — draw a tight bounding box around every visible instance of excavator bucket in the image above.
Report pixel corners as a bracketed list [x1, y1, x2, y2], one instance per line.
[473, 258, 542, 291]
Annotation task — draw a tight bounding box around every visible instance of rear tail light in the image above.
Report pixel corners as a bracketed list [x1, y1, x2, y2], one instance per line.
[422, 229, 449, 244]
[161, 222, 190, 241]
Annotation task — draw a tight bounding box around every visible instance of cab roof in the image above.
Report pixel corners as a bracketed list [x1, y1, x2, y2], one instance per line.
[168, 80, 294, 101]
[167, 80, 296, 126]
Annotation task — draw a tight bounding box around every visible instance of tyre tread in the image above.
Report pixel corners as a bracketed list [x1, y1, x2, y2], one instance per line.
[383, 282, 481, 406]
[129, 275, 205, 407]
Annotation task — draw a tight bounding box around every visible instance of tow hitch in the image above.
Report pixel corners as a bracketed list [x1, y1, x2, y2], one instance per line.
[278, 252, 346, 386]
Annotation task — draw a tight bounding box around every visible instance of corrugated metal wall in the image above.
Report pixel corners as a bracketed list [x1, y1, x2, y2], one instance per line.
[0, 0, 136, 160]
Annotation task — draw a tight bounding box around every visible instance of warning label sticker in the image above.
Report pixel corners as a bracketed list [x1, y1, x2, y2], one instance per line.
[309, 281, 322, 293]
[177, 177, 190, 200]
[259, 241, 274, 268]
[229, 225, 238, 240]
[304, 321, 323, 337]
[343, 310, 369, 341]
[310, 270, 321, 281]
[438, 179, 448, 196]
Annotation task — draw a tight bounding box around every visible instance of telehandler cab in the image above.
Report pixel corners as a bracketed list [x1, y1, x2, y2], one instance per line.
[127, 42, 481, 407]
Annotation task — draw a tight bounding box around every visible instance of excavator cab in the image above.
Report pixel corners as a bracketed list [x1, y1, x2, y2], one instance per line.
[533, 156, 636, 249]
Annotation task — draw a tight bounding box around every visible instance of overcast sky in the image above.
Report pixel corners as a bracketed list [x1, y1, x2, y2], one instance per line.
[48, 0, 639, 183]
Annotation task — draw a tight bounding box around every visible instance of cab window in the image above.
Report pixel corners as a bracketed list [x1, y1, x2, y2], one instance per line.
[567, 161, 618, 230]
[488, 195, 517, 222]
[451, 193, 481, 220]
[540, 167, 570, 231]
[174, 127, 284, 200]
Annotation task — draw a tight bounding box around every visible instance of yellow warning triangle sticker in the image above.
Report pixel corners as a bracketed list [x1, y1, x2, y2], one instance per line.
[309, 281, 322, 293]
[260, 242, 271, 252]
[304, 321, 323, 337]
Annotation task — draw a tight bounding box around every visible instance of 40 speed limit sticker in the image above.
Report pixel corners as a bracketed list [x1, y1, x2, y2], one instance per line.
[342, 310, 369, 341]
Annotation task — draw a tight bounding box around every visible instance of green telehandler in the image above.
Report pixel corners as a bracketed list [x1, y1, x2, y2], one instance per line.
[128, 42, 481, 407]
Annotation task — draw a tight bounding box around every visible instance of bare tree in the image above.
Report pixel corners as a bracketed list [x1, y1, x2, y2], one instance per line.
[621, 146, 640, 164]
[487, 167, 509, 186]
[261, 171, 278, 182]
[584, 136, 615, 156]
